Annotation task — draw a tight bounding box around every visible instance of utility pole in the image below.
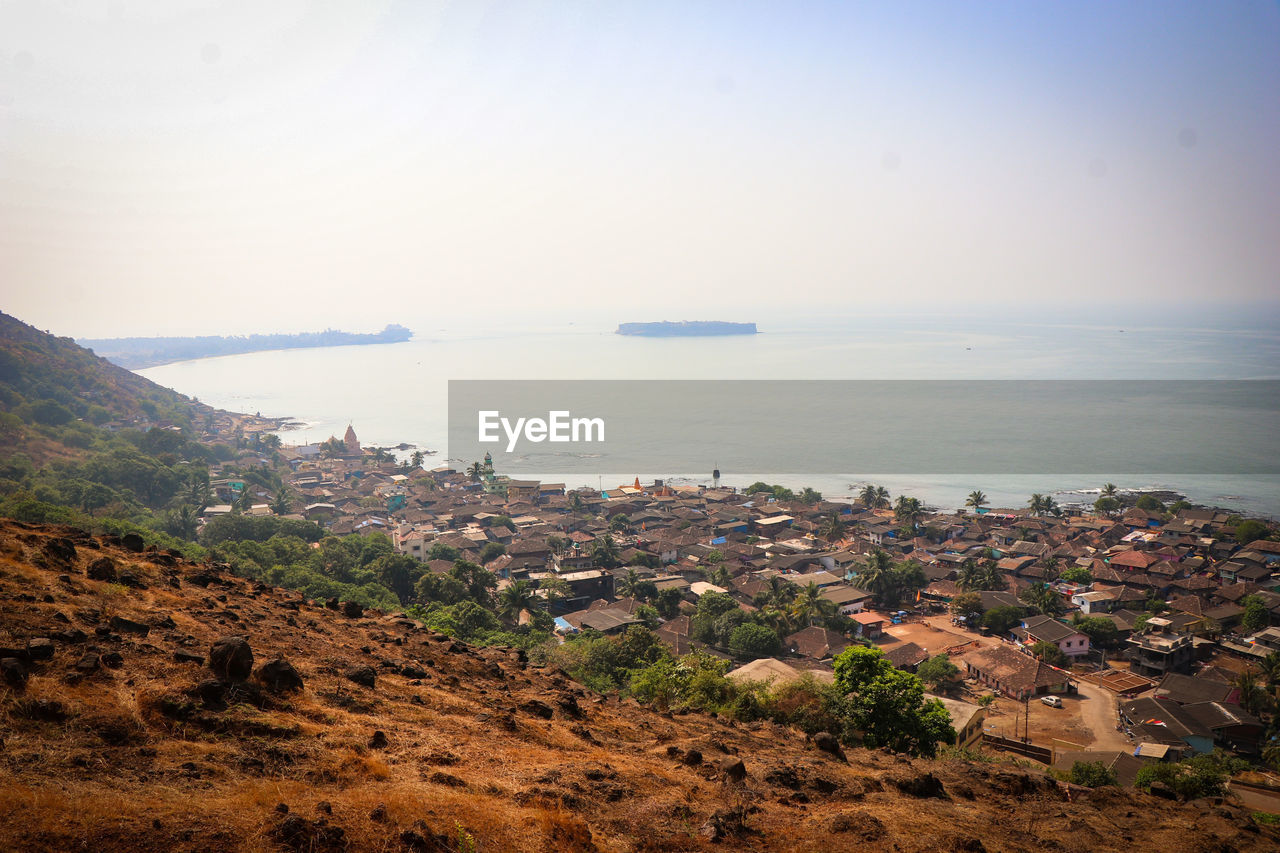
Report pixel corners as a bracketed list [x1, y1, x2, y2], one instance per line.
[1023, 694, 1030, 743]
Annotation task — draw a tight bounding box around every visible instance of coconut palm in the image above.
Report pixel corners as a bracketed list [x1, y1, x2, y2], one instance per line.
[467, 461, 484, 482]
[1258, 651, 1280, 695]
[820, 513, 846, 542]
[270, 488, 291, 516]
[1233, 668, 1271, 717]
[854, 549, 895, 601]
[1019, 582, 1065, 616]
[957, 558, 983, 591]
[894, 495, 923, 530]
[1101, 483, 1118, 499]
[965, 490, 988, 512]
[791, 582, 836, 627]
[498, 580, 537, 624]
[859, 484, 890, 510]
[617, 568, 641, 598]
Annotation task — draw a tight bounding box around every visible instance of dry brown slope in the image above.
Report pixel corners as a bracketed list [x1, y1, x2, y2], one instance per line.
[0, 519, 1273, 853]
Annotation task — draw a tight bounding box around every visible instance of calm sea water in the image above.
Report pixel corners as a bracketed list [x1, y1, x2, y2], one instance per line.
[140, 309, 1280, 518]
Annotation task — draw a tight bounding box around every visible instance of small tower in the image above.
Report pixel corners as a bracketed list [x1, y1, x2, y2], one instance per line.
[343, 424, 361, 455]
[713, 465, 721, 488]
[482, 451, 494, 479]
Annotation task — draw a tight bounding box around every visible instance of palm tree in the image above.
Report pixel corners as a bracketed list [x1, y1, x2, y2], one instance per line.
[270, 489, 291, 516]
[539, 576, 570, 607]
[791, 582, 835, 627]
[1019, 582, 1065, 616]
[820, 513, 846, 542]
[1101, 483, 1118, 499]
[410, 450, 425, 469]
[957, 558, 982, 591]
[467, 461, 484, 482]
[759, 606, 797, 638]
[965, 490, 988, 512]
[498, 580, 537, 624]
[1257, 651, 1280, 696]
[1233, 668, 1271, 717]
[617, 568, 640, 598]
[854, 549, 894, 602]
[894, 495, 923, 530]
[859, 484, 890, 510]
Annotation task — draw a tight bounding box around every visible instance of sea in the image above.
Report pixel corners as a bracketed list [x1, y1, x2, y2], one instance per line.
[138, 306, 1280, 519]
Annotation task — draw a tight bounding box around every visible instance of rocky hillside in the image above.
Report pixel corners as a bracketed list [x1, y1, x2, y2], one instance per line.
[0, 519, 1274, 853]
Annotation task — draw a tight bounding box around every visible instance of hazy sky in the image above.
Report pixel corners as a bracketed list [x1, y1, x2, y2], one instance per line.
[1, 1, 1278, 337]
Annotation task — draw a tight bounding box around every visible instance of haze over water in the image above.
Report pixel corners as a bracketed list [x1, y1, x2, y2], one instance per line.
[139, 308, 1280, 519]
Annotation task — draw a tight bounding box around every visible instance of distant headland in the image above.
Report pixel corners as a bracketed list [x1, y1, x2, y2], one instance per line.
[616, 320, 758, 337]
[79, 324, 412, 369]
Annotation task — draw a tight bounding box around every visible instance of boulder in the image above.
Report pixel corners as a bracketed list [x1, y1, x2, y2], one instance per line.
[1, 657, 28, 687]
[813, 731, 845, 760]
[86, 558, 117, 582]
[720, 756, 747, 782]
[209, 636, 254, 681]
[891, 771, 948, 799]
[74, 652, 101, 673]
[256, 658, 304, 693]
[173, 651, 205, 665]
[26, 638, 55, 661]
[42, 537, 77, 566]
[109, 615, 151, 637]
[341, 600, 363, 619]
[368, 730, 388, 749]
[344, 665, 377, 688]
[120, 533, 145, 553]
[519, 699, 554, 719]
[683, 749, 703, 767]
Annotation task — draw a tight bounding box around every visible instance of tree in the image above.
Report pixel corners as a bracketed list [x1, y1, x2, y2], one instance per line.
[965, 490, 988, 512]
[1241, 595, 1270, 634]
[1071, 614, 1118, 649]
[728, 623, 781, 658]
[1059, 566, 1093, 585]
[466, 461, 484, 482]
[819, 513, 846, 542]
[1234, 519, 1271, 545]
[982, 605, 1024, 636]
[539, 575, 571, 607]
[798, 487, 823, 505]
[498, 580, 537, 624]
[617, 568, 641, 599]
[859, 484, 890, 510]
[373, 553, 424, 604]
[832, 646, 956, 757]
[1135, 494, 1165, 512]
[1257, 651, 1280, 695]
[609, 513, 631, 533]
[653, 587, 684, 619]
[894, 495, 923, 530]
[1093, 496, 1120, 518]
[426, 542, 461, 563]
[592, 534, 621, 569]
[479, 542, 506, 564]
[1134, 752, 1245, 801]
[449, 559, 496, 607]
[791, 582, 836, 627]
[1028, 493, 1059, 517]
[950, 591, 985, 622]
[916, 654, 959, 690]
[853, 549, 894, 601]
[1100, 483, 1118, 499]
[1068, 761, 1118, 788]
[409, 450, 425, 469]
[1232, 668, 1272, 717]
[270, 488, 291, 516]
[1030, 640, 1067, 668]
[1020, 582, 1066, 617]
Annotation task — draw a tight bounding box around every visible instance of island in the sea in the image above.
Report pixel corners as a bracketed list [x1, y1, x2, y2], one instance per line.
[616, 320, 757, 337]
[79, 323, 412, 369]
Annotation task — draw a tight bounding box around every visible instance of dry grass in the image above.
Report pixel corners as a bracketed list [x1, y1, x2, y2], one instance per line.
[1, 519, 1277, 853]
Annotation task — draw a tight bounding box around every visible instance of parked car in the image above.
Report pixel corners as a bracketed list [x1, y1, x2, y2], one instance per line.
[1041, 695, 1063, 708]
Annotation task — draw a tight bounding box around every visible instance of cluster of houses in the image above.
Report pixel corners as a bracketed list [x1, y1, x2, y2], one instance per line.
[200, 433, 1279, 770]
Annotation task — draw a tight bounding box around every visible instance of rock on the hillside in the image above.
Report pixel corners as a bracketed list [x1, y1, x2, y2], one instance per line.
[174, 651, 205, 665]
[272, 814, 345, 852]
[720, 756, 747, 781]
[120, 533, 145, 552]
[683, 749, 703, 767]
[368, 730, 388, 749]
[892, 771, 948, 799]
[74, 652, 101, 673]
[1, 657, 28, 687]
[87, 557, 117, 582]
[344, 665, 377, 688]
[519, 699, 554, 719]
[42, 537, 77, 566]
[829, 809, 886, 840]
[700, 806, 747, 842]
[209, 636, 254, 681]
[109, 615, 150, 637]
[26, 638, 55, 661]
[102, 651, 124, 669]
[813, 731, 845, 760]
[400, 664, 427, 679]
[256, 657, 304, 693]
[341, 600, 363, 619]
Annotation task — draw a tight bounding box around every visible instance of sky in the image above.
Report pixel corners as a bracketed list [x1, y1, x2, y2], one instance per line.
[1, 1, 1278, 338]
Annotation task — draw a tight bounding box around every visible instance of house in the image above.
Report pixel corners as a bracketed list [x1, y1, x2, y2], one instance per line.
[784, 626, 850, 661]
[882, 641, 929, 671]
[1071, 589, 1116, 614]
[1119, 696, 1214, 755]
[962, 645, 1072, 700]
[1015, 615, 1090, 658]
[1052, 750, 1150, 787]
[1125, 619, 1195, 678]
[850, 611, 885, 639]
[819, 584, 872, 615]
[929, 695, 986, 748]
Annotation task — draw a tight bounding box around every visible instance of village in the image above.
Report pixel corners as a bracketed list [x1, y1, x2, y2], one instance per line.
[201, 421, 1280, 800]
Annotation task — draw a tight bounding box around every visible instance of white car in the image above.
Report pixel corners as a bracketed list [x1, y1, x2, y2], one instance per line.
[1041, 695, 1063, 708]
